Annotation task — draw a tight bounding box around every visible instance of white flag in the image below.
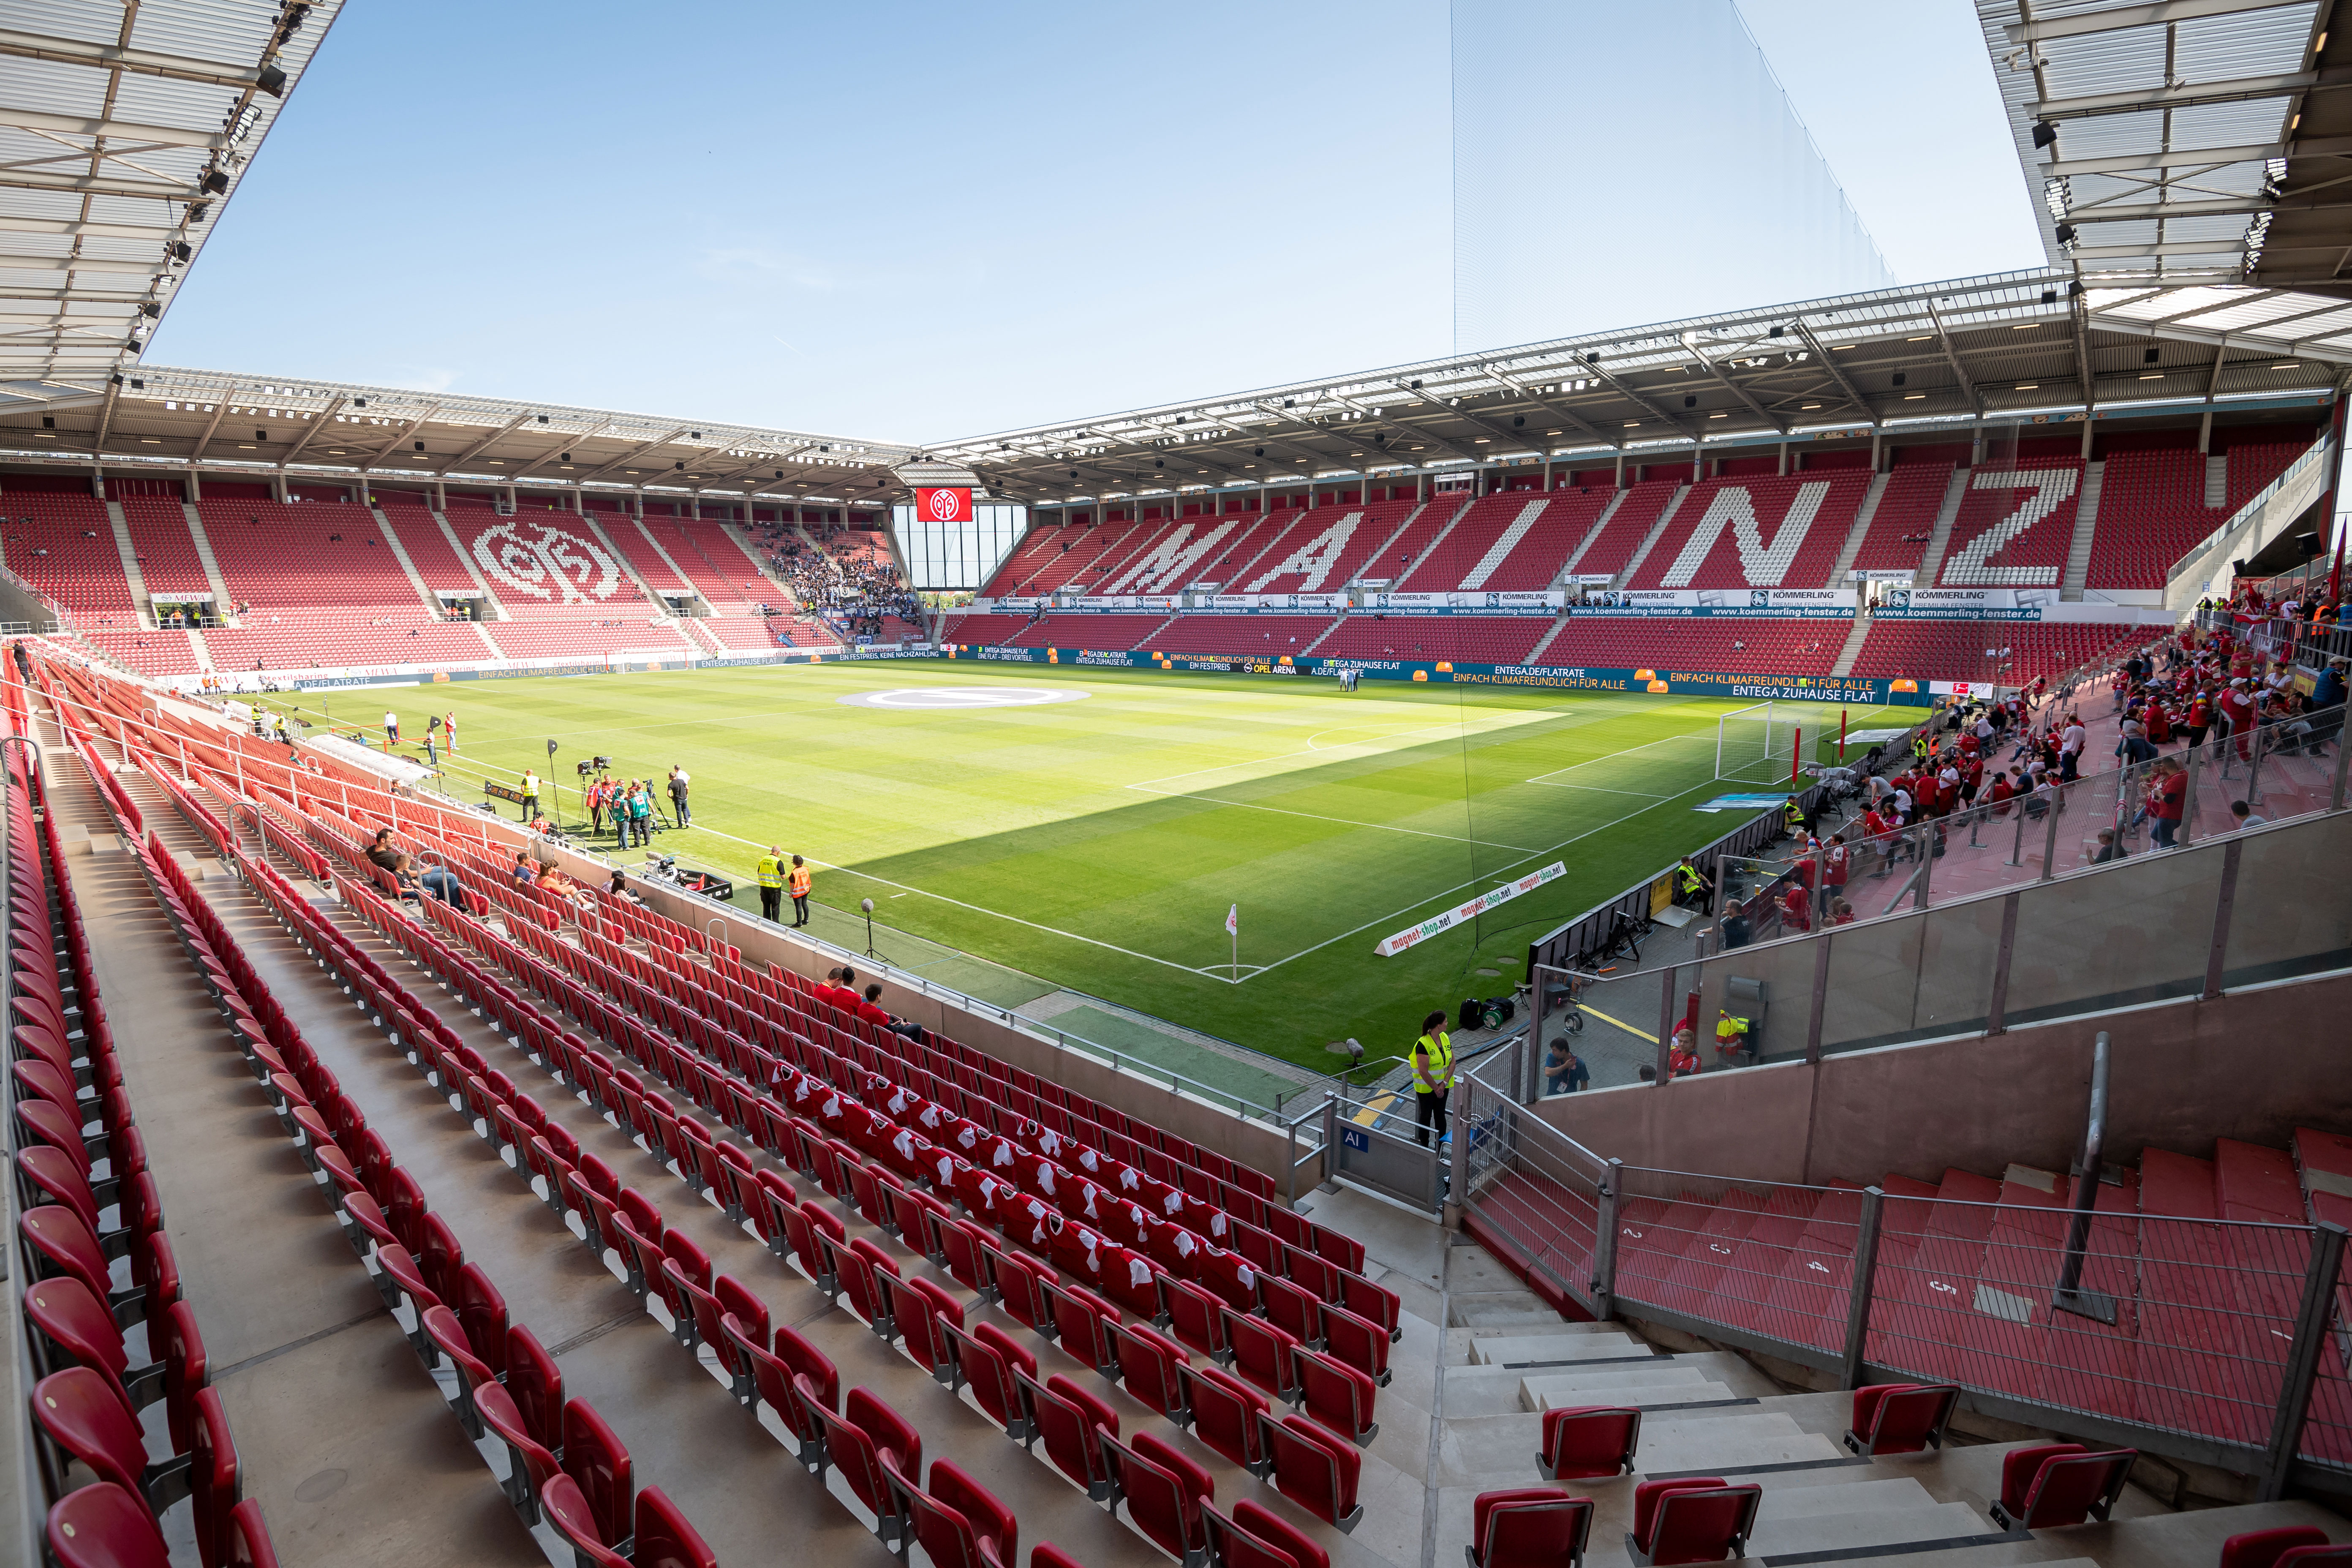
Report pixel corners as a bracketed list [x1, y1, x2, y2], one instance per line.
[1225, 903, 1239, 936]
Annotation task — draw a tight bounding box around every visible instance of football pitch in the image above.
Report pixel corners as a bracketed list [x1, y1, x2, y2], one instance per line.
[334, 662, 1902, 1086]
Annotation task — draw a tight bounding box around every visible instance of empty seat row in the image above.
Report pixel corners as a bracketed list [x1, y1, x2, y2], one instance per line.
[6, 723, 280, 1567]
[98, 787, 723, 1568]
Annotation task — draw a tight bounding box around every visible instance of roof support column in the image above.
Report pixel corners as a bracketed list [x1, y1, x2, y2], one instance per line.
[184, 468, 201, 504]
[1871, 427, 1884, 473]
[1778, 441, 1789, 477]
[1614, 450, 1625, 487]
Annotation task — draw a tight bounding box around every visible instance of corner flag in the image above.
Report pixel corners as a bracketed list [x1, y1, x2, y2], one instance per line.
[1225, 904, 1239, 936]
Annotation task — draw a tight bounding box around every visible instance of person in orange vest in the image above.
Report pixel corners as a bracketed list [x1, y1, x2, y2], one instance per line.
[788, 855, 813, 927]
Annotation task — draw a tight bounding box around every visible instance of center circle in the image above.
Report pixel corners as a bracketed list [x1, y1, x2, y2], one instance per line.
[836, 686, 1093, 711]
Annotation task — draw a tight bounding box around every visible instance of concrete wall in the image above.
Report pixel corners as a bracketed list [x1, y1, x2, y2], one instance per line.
[1532, 969, 2352, 1185]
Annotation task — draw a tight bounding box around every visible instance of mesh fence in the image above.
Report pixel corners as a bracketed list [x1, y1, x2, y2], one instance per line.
[1865, 1192, 2311, 1447]
[2298, 1244, 2352, 1471]
[1465, 1140, 2341, 1465]
[1605, 1168, 1860, 1359]
[1460, 1061, 1605, 1312]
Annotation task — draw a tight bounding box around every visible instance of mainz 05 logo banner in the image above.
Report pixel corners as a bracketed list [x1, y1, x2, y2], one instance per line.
[471, 519, 622, 603]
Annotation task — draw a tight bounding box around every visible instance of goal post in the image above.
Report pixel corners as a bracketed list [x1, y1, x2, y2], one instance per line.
[1715, 700, 1799, 785]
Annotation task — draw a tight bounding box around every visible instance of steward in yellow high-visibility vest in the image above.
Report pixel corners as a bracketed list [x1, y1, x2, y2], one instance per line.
[1411, 1011, 1454, 1150]
[1717, 1010, 1753, 1063]
[518, 770, 540, 824]
[755, 846, 786, 923]
[787, 855, 813, 928]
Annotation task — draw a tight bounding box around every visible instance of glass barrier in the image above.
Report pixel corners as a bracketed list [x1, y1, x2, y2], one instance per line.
[1459, 1062, 1607, 1312]
[2224, 810, 2352, 987]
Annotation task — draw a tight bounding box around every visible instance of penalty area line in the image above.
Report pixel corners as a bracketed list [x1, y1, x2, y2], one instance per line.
[664, 821, 1243, 983]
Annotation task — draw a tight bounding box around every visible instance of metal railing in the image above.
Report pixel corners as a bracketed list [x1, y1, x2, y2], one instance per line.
[1456, 1047, 2352, 1492]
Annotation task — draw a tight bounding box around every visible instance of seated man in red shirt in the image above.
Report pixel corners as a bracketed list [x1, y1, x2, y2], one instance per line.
[855, 983, 894, 1029]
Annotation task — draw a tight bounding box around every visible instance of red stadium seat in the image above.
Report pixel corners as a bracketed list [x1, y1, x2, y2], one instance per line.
[1470, 1489, 1595, 1568]
[1844, 1383, 1959, 1456]
[1990, 1444, 2137, 1530]
[1627, 1479, 1761, 1565]
[1539, 1406, 1641, 1481]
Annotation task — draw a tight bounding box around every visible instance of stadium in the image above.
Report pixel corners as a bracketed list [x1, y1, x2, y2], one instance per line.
[3, 3, 2352, 1568]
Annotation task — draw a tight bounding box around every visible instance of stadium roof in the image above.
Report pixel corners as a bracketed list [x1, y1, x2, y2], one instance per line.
[926, 269, 2352, 506]
[0, 0, 343, 385]
[1980, 0, 2352, 293]
[0, 363, 916, 501]
[0, 270, 2343, 509]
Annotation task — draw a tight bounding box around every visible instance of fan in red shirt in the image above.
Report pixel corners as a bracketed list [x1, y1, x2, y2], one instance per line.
[2218, 682, 2259, 761]
[854, 983, 894, 1029]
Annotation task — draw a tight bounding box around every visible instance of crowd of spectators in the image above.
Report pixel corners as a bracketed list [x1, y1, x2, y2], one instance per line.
[755, 522, 922, 642]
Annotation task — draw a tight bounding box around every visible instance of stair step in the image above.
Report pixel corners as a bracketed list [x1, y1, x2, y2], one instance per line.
[1473, 1331, 1656, 1364]
[1523, 1375, 1742, 1410]
[1755, 1479, 1942, 1522]
[1516, 1363, 1712, 1394]
[1450, 1293, 1576, 1328]
[1750, 1502, 1997, 1557]
[1634, 1413, 1849, 1468]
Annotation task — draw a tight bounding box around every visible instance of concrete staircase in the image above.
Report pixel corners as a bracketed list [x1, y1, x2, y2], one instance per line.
[1910, 467, 1972, 588]
[178, 501, 242, 623]
[1826, 471, 1892, 588]
[1831, 611, 1875, 678]
[2060, 459, 2105, 602]
[370, 504, 446, 617]
[1557, 489, 1630, 582]
[103, 500, 155, 626]
[1522, 614, 1571, 664]
[1611, 484, 1692, 590]
[427, 507, 512, 619]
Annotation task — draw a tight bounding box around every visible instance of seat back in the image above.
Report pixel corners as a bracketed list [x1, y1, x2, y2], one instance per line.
[561, 1399, 636, 1549]
[802, 1382, 891, 1517]
[1318, 1301, 1391, 1382]
[1182, 1362, 1269, 1472]
[632, 1485, 719, 1568]
[1045, 1279, 1116, 1375]
[1297, 1348, 1378, 1446]
[1202, 1500, 1332, 1568]
[30, 1367, 150, 1499]
[2014, 1449, 2137, 1529]
[1641, 1483, 1760, 1565]
[1110, 1321, 1190, 1421]
[2221, 1528, 2335, 1568]
[1541, 1406, 1641, 1480]
[1019, 1369, 1115, 1499]
[1223, 1309, 1301, 1402]
[45, 1482, 171, 1568]
[1100, 1429, 1204, 1562]
[1473, 1489, 1593, 1568]
[504, 1325, 565, 1452]
[1266, 1413, 1361, 1530]
[1852, 1383, 1959, 1455]
[1163, 1277, 1229, 1359]
[540, 1474, 631, 1567]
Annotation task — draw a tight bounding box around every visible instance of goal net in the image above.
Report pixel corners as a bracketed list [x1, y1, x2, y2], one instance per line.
[1715, 700, 1801, 786]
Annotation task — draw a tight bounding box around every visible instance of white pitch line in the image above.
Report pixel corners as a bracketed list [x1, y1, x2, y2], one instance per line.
[1129, 786, 1544, 852]
[645, 820, 1240, 981]
[1238, 788, 1682, 981]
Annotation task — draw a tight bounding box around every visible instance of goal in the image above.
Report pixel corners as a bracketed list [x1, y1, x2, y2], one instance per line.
[1715, 700, 1802, 786]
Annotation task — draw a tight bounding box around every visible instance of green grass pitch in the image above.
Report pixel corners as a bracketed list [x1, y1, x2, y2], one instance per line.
[317, 662, 1900, 1087]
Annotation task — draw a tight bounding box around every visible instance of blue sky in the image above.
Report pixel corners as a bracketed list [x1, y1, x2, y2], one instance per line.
[147, 1, 2047, 444]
